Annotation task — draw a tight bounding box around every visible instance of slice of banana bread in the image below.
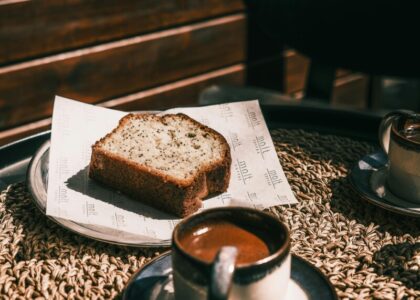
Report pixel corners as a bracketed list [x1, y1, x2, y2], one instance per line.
[89, 113, 231, 217]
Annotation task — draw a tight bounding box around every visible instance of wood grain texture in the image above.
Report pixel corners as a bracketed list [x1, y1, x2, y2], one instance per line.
[0, 64, 245, 146]
[0, 0, 244, 65]
[102, 64, 245, 111]
[0, 14, 246, 129]
[0, 118, 51, 147]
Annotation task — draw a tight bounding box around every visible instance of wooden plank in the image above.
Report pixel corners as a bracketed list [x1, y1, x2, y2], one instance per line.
[284, 50, 352, 94]
[0, 14, 246, 129]
[0, 0, 244, 65]
[0, 118, 51, 147]
[0, 64, 245, 146]
[102, 64, 245, 111]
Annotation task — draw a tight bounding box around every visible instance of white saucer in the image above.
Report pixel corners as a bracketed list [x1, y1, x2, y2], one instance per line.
[123, 252, 338, 300]
[350, 151, 420, 217]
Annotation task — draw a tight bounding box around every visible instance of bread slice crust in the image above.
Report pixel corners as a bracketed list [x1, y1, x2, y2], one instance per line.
[89, 113, 231, 217]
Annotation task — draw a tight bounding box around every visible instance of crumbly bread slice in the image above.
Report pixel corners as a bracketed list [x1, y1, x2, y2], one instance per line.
[89, 113, 231, 217]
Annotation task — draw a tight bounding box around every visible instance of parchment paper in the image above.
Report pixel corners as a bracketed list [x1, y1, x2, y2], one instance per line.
[46, 97, 297, 241]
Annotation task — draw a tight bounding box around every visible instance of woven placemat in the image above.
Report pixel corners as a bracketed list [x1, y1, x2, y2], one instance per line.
[1, 129, 419, 299]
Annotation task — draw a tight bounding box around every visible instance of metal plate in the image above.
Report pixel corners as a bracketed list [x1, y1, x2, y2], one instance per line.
[26, 140, 171, 247]
[122, 252, 338, 300]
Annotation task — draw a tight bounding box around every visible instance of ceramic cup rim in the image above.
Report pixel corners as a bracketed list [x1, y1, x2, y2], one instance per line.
[391, 114, 420, 149]
[172, 206, 291, 271]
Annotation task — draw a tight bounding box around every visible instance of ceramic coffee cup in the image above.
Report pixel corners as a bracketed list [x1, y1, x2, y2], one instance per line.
[172, 207, 291, 300]
[379, 110, 420, 203]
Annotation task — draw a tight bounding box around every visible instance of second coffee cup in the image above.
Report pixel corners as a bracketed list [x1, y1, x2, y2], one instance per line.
[172, 207, 291, 300]
[379, 110, 420, 203]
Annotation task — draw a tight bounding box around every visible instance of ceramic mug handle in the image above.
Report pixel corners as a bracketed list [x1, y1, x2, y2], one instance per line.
[208, 246, 238, 300]
[378, 110, 414, 154]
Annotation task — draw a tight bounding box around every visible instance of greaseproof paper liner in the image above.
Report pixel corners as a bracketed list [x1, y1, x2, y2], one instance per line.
[46, 97, 297, 241]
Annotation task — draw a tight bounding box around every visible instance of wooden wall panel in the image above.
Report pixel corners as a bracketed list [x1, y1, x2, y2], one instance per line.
[0, 14, 246, 129]
[0, 0, 244, 65]
[102, 64, 245, 111]
[0, 64, 245, 146]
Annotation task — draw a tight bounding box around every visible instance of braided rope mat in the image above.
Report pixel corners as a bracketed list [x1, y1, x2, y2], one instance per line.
[1, 129, 419, 299]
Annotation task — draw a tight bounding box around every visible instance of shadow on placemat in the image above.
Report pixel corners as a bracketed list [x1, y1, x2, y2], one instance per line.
[0, 183, 166, 298]
[65, 165, 174, 220]
[330, 176, 420, 237]
[268, 128, 420, 299]
[370, 243, 420, 290]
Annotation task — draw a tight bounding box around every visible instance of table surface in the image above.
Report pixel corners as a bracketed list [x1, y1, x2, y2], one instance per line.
[1, 104, 419, 300]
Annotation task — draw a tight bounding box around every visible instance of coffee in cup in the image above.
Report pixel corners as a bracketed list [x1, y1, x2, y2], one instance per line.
[172, 207, 291, 300]
[379, 110, 420, 203]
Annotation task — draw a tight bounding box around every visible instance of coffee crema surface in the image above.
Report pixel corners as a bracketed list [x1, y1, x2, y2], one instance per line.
[178, 220, 271, 265]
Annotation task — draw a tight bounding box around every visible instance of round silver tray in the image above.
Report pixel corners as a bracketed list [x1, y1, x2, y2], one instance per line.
[26, 140, 171, 247]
